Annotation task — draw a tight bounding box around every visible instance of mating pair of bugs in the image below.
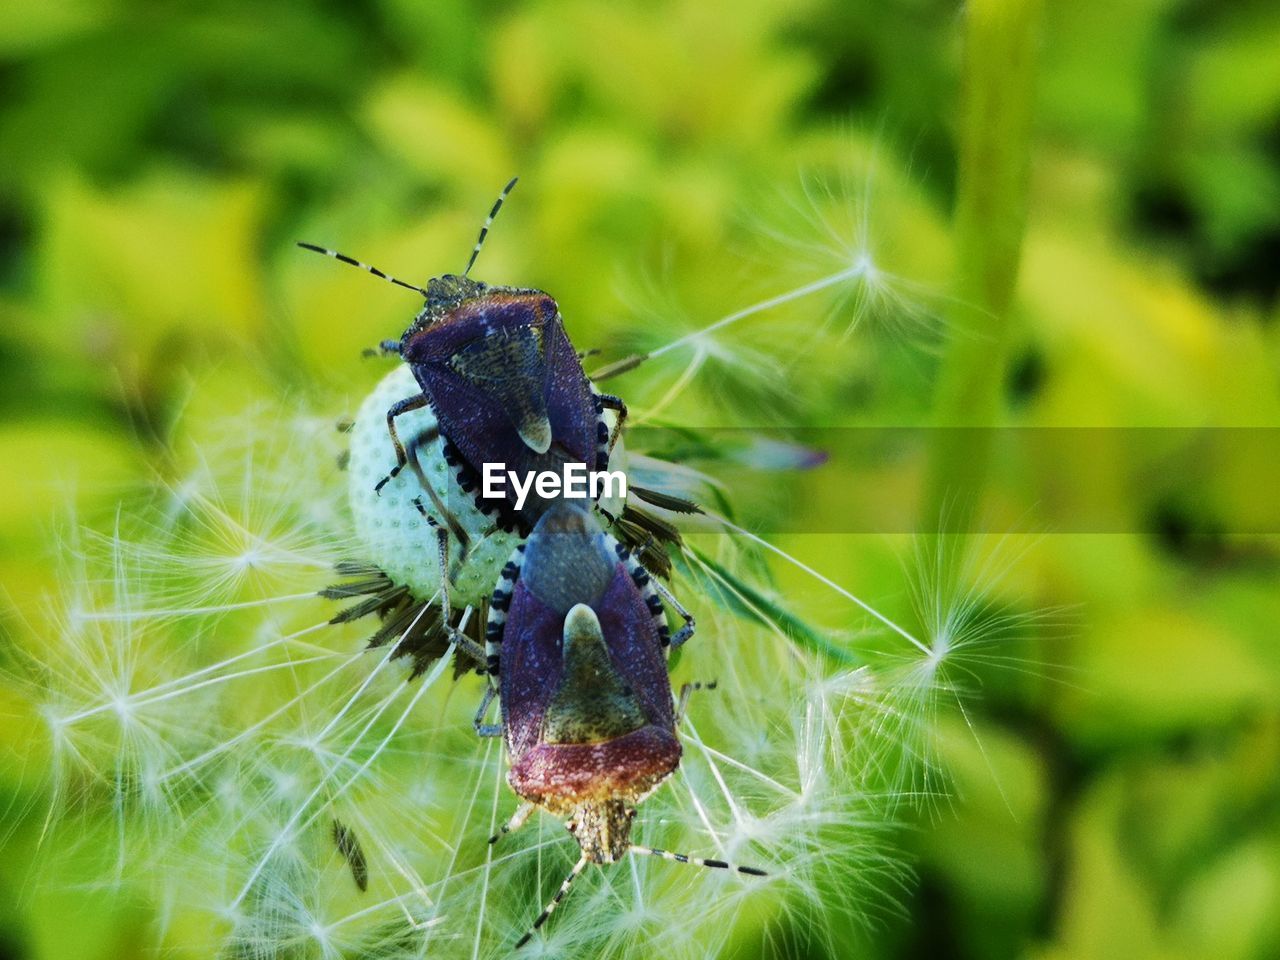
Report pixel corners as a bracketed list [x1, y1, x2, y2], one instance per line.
[303, 180, 764, 947]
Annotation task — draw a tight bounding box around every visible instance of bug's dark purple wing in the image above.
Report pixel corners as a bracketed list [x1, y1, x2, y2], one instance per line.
[405, 294, 552, 459]
[501, 564, 674, 754]
[405, 292, 550, 360]
[593, 567, 674, 730]
[499, 576, 564, 761]
[402, 292, 598, 519]
[500, 565, 681, 810]
[540, 314, 598, 466]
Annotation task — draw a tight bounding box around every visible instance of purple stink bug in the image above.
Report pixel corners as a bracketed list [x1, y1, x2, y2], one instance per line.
[299, 179, 628, 542]
[471, 499, 765, 948]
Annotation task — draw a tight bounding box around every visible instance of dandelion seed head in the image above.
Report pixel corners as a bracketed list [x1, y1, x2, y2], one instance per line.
[736, 139, 951, 351]
[347, 366, 520, 606]
[7, 341, 1044, 959]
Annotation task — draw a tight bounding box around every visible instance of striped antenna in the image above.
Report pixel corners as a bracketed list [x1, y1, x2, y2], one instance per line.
[515, 853, 588, 949]
[296, 243, 429, 298]
[463, 176, 519, 278]
[630, 844, 767, 877]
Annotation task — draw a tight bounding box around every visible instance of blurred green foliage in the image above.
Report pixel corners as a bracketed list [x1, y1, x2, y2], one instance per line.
[2, 1, 1279, 959]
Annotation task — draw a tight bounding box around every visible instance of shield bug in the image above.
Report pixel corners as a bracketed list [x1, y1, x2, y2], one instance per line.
[472, 499, 764, 948]
[298, 179, 628, 541]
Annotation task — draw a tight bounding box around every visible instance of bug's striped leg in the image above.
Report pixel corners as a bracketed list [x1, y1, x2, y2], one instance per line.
[515, 854, 589, 949]
[614, 537, 691, 655]
[375, 395, 433, 494]
[484, 542, 526, 683]
[674, 680, 717, 727]
[362, 339, 403, 359]
[653, 579, 695, 648]
[630, 844, 766, 877]
[473, 684, 500, 738]
[488, 801, 535, 845]
[472, 540, 526, 737]
[596, 392, 628, 455]
[411, 498, 484, 668]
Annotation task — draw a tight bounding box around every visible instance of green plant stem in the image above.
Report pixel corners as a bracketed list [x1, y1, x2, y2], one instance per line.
[923, 0, 1043, 532]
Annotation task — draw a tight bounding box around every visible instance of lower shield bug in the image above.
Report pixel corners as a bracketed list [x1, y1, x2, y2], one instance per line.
[471, 499, 765, 948]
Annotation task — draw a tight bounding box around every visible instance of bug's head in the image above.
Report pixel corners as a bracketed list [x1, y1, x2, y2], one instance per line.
[423, 273, 489, 311]
[566, 799, 636, 864]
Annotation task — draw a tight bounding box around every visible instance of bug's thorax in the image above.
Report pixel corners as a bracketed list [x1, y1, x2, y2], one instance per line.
[566, 798, 636, 864]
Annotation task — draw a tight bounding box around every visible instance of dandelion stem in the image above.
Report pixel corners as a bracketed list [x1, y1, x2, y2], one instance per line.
[156, 646, 368, 782]
[682, 717, 744, 824]
[422, 736, 497, 947]
[923, 0, 1043, 530]
[691, 742, 795, 797]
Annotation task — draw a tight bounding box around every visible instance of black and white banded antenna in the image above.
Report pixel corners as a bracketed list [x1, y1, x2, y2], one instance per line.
[295, 242, 429, 298]
[515, 853, 588, 949]
[463, 176, 519, 278]
[513, 845, 767, 948]
[630, 844, 768, 877]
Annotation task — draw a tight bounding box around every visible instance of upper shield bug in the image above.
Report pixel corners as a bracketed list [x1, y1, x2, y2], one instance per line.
[471, 499, 764, 948]
[298, 179, 628, 543]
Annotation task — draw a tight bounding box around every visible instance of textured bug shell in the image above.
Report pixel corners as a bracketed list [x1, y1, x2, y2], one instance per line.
[401, 288, 599, 524]
[499, 503, 678, 814]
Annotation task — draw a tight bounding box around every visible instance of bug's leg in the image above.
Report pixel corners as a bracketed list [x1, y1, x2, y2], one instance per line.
[374, 397, 433, 494]
[473, 684, 501, 737]
[629, 844, 766, 877]
[589, 352, 647, 382]
[488, 801, 535, 845]
[411, 497, 483, 667]
[615, 537, 688, 655]
[515, 855, 589, 949]
[361, 339, 403, 359]
[474, 540, 526, 739]
[674, 680, 718, 727]
[595, 392, 628, 455]
[653, 579, 695, 649]
[401, 428, 471, 559]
